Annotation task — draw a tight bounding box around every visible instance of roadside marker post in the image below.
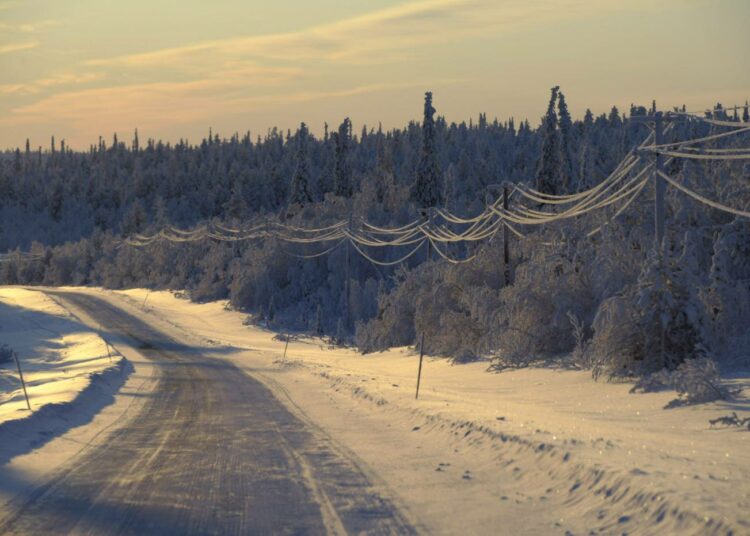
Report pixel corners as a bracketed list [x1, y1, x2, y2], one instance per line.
[283, 334, 290, 362]
[12, 351, 31, 411]
[415, 331, 425, 400]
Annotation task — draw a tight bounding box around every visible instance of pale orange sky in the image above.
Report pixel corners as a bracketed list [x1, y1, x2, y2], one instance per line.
[1, 0, 748, 150]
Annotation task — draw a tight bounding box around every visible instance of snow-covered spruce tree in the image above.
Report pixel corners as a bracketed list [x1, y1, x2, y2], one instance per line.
[704, 218, 750, 354]
[224, 179, 247, 222]
[410, 92, 443, 209]
[333, 118, 353, 198]
[557, 91, 576, 191]
[590, 235, 708, 379]
[288, 123, 313, 211]
[535, 85, 561, 195]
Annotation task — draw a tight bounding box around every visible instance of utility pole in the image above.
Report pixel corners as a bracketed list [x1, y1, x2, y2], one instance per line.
[487, 183, 512, 287]
[633, 108, 673, 369]
[652, 111, 667, 369]
[345, 211, 352, 330]
[654, 112, 665, 251]
[422, 208, 433, 263]
[503, 183, 511, 287]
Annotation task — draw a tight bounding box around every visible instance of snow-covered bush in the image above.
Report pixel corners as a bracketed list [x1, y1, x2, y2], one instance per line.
[0, 344, 13, 365]
[491, 230, 597, 366]
[703, 219, 750, 356]
[588, 293, 642, 379]
[631, 356, 730, 406]
[567, 311, 592, 369]
[669, 356, 729, 405]
[589, 231, 709, 379]
[355, 265, 425, 353]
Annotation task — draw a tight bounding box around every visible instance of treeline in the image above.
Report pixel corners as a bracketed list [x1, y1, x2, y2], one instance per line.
[1, 90, 749, 378]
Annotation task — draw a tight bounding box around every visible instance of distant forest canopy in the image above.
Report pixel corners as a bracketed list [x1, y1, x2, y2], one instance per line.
[1, 88, 749, 378]
[4, 88, 731, 250]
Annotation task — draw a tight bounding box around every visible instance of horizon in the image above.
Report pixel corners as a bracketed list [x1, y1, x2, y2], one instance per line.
[1, 0, 749, 151]
[0, 94, 718, 153]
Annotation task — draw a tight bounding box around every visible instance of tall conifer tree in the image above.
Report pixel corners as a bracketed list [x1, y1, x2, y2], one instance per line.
[411, 91, 443, 209]
[333, 118, 352, 197]
[535, 86, 561, 195]
[289, 123, 313, 208]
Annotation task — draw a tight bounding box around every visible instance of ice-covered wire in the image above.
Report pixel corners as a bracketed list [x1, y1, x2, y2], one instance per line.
[276, 228, 346, 243]
[654, 150, 750, 161]
[658, 171, 750, 219]
[670, 111, 750, 129]
[348, 238, 427, 266]
[502, 220, 526, 239]
[586, 176, 650, 237]
[497, 159, 646, 225]
[678, 146, 750, 154]
[278, 238, 346, 259]
[359, 218, 423, 234]
[642, 126, 750, 151]
[435, 207, 490, 224]
[517, 132, 653, 203]
[345, 228, 424, 247]
[427, 238, 478, 264]
[272, 220, 348, 233]
[681, 104, 748, 115]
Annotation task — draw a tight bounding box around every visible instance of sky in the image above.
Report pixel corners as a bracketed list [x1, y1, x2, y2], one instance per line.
[0, 0, 748, 150]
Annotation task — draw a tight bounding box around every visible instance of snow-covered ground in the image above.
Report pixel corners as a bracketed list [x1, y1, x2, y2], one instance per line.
[0, 288, 125, 426]
[109, 287, 749, 535]
[1, 286, 748, 534]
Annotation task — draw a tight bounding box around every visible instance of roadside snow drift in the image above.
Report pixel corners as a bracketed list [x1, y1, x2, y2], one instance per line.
[107, 288, 749, 535]
[0, 287, 127, 430]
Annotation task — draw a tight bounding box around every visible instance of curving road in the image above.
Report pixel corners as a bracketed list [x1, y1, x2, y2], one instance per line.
[0, 292, 415, 535]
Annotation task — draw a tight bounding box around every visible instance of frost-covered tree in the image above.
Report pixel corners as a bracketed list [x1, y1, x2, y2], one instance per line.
[288, 123, 313, 209]
[535, 86, 561, 195]
[557, 91, 576, 191]
[411, 92, 443, 209]
[333, 118, 353, 198]
[225, 179, 247, 222]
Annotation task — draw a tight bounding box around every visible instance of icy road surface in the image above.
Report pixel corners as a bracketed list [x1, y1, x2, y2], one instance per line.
[0, 292, 414, 535]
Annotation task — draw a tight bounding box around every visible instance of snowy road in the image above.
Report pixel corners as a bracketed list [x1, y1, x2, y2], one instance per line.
[0, 292, 414, 535]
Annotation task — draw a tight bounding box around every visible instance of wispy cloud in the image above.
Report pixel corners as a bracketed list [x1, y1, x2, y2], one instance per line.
[18, 19, 62, 33]
[0, 41, 38, 54]
[1, 0, 673, 146]
[85, 0, 647, 71]
[0, 18, 61, 33]
[4, 64, 311, 127]
[0, 71, 103, 95]
[0, 1, 19, 11]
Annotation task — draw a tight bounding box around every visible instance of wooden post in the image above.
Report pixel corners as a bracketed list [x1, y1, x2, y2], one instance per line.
[345, 212, 352, 331]
[283, 334, 290, 362]
[653, 112, 667, 368]
[142, 289, 150, 308]
[415, 331, 425, 400]
[105, 340, 112, 363]
[654, 112, 665, 250]
[422, 208, 432, 263]
[12, 352, 31, 411]
[503, 184, 511, 286]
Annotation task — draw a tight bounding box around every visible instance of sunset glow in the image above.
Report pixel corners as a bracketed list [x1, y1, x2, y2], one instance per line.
[1, 0, 749, 148]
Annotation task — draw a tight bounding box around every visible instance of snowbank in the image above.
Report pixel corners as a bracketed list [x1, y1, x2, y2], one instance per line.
[0, 287, 126, 429]
[110, 288, 749, 535]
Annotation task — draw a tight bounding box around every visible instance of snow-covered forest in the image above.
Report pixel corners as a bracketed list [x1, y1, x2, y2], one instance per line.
[1, 89, 749, 381]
